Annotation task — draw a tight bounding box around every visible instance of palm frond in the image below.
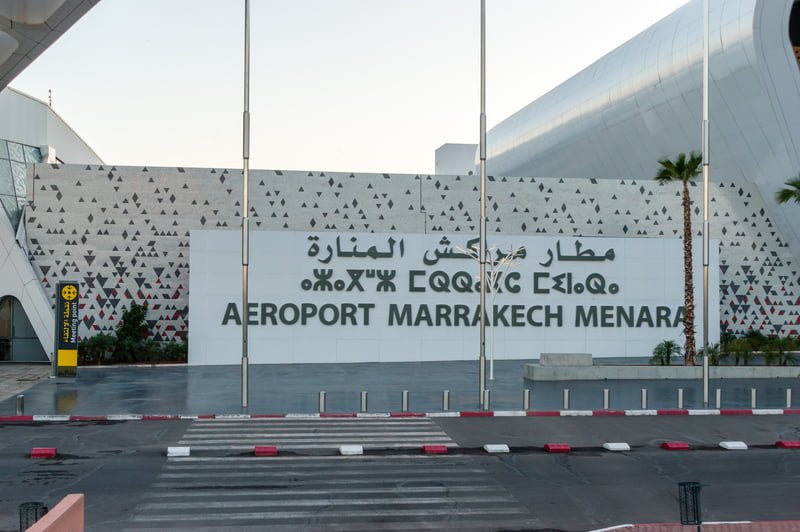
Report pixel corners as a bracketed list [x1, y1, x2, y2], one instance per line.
[654, 152, 702, 183]
[775, 176, 800, 205]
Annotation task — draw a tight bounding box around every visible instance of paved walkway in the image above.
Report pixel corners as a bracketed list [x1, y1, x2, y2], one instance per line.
[611, 522, 800, 531]
[0, 364, 50, 402]
[1, 360, 799, 415]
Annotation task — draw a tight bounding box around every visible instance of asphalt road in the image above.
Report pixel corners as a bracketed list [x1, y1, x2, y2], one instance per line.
[1, 417, 799, 531]
[0, 420, 189, 531]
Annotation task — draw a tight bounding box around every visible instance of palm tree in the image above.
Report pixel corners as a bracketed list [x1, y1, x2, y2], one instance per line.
[743, 330, 767, 366]
[650, 339, 683, 366]
[776, 177, 800, 204]
[655, 152, 702, 365]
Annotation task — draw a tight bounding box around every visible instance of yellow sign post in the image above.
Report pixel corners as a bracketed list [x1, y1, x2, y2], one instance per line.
[55, 281, 79, 377]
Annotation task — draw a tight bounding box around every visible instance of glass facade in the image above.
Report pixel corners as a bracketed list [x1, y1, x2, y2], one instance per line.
[0, 139, 41, 228]
[0, 296, 47, 362]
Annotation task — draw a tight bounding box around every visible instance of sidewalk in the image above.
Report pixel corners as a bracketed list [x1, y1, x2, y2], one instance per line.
[0, 364, 50, 402]
[605, 521, 800, 531]
[1, 360, 799, 415]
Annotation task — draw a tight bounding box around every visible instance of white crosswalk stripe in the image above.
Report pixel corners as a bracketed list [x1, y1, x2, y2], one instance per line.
[175, 417, 459, 451]
[124, 418, 536, 530]
[128, 454, 536, 530]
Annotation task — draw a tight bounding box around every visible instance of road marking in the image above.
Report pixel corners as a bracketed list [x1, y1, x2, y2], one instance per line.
[183, 429, 448, 436]
[167, 453, 467, 462]
[139, 495, 516, 511]
[157, 467, 489, 479]
[151, 475, 516, 487]
[147, 485, 500, 498]
[176, 417, 459, 451]
[132, 507, 531, 523]
[127, 417, 537, 529]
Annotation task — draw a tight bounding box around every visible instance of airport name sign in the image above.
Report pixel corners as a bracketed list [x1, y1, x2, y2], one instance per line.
[188, 230, 719, 365]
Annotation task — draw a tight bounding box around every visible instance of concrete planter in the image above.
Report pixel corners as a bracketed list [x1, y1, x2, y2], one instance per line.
[523, 364, 800, 381]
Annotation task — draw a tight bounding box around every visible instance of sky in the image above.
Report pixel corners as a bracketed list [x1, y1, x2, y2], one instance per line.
[11, 0, 690, 174]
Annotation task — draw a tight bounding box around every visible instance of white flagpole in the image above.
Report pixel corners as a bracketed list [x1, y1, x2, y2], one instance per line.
[241, 0, 251, 409]
[702, 0, 711, 406]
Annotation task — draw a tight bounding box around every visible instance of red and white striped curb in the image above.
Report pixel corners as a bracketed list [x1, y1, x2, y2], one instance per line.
[1, 408, 798, 422]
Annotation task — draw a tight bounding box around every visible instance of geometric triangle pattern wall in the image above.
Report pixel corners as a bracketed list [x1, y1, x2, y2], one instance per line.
[25, 165, 799, 342]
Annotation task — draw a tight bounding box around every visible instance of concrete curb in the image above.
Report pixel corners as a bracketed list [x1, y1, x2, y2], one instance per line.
[1, 408, 799, 423]
[525, 363, 800, 381]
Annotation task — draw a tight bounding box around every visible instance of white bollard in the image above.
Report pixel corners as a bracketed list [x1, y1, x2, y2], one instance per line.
[640, 389, 647, 409]
[318, 391, 326, 413]
[787, 388, 792, 409]
[360, 391, 368, 413]
[751, 388, 757, 409]
[442, 390, 450, 411]
[677, 388, 684, 409]
[523, 389, 531, 410]
[603, 389, 610, 410]
[563, 389, 570, 410]
[401, 390, 409, 412]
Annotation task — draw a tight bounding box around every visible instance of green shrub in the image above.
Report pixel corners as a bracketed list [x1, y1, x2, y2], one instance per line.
[650, 340, 682, 366]
[139, 339, 164, 365]
[113, 336, 140, 363]
[728, 337, 751, 365]
[719, 330, 737, 360]
[78, 332, 117, 365]
[116, 302, 149, 342]
[76, 301, 190, 365]
[721, 332, 799, 366]
[162, 340, 188, 363]
[112, 302, 149, 363]
[699, 342, 720, 365]
[766, 335, 799, 366]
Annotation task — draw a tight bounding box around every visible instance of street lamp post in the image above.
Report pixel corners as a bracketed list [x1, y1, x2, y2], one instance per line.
[241, 0, 251, 410]
[701, 0, 711, 407]
[478, 0, 487, 408]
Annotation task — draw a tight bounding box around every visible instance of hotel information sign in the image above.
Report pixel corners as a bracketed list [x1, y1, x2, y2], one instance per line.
[55, 281, 79, 377]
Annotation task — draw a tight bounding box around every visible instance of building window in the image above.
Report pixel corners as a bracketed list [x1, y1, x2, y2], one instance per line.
[0, 296, 10, 361]
[0, 139, 41, 228]
[791, 2, 800, 66]
[0, 296, 48, 362]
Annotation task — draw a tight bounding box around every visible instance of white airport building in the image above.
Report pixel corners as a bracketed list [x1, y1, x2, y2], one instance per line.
[0, 0, 797, 363]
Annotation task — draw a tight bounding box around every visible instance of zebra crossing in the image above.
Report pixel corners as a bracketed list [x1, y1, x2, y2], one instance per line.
[128, 454, 536, 530]
[174, 416, 458, 451]
[125, 418, 537, 530]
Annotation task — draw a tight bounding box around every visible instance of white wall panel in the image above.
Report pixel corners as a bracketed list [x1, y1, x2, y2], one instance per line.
[486, 0, 800, 259]
[22, 164, 797, 360]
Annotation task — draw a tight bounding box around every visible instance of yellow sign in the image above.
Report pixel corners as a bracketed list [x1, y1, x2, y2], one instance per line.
[57, 349, 77, 367]
[56, 281, 79, 377]
[61, 285, 78, 301]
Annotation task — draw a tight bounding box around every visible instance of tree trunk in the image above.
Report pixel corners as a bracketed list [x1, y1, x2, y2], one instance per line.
[682, 180, 696, 365]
